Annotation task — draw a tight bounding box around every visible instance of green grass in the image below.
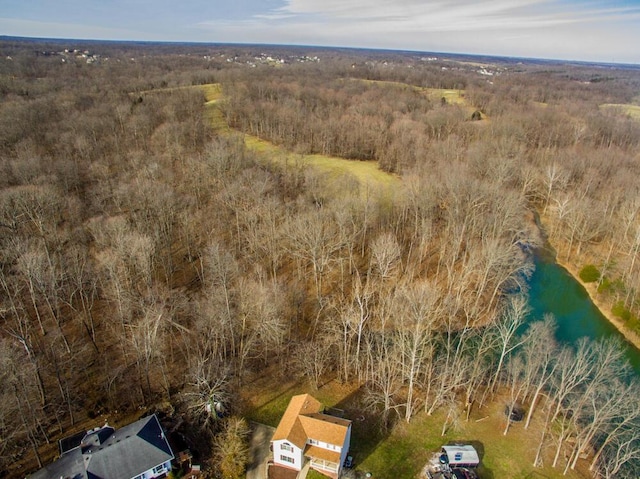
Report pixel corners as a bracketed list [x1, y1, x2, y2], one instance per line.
[241, 375, 589, 479]
[307, 470, 332, 479]
[354, 402, 588, 479]
[199, 83, 223, 102]
[243, 135, 401, 197]
[348, 78, 468, 106]
[137, 82, 400, 195]
[600, 103, 640, 120]
[426, 88, 467, 106]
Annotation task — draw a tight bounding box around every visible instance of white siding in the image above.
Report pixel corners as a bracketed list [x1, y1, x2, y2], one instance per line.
[136, 459, 172, 479]
[272, 440, 304, 471]
[307, 438, 341, 452]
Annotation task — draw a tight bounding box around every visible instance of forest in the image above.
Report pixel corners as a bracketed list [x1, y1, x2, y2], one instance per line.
[1, 38, 640, 479]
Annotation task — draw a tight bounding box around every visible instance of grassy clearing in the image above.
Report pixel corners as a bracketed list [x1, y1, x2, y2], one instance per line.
[204, 101, 229, 131]
[600, 103, 640, 120]
[356, 403, 587, 479]
[140, 82, 400, 193]
[348, 79, 468, 106]
[425, 88, 466, 106]
[199, 83, 223, 102]
[243, 135, 401, 196]
[192, 83, 228, 131]
[241, 375, 589, 479]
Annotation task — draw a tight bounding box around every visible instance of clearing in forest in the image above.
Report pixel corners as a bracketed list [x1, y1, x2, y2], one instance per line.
[199, 84, 229, 130]
[241, 373, 589, 479]
[192, 83, 401, 194]
[600, 103, 640, 120]
[349, 78, 468, 106]
[243, 135, 401, 196]
[425, 87, 467, 105]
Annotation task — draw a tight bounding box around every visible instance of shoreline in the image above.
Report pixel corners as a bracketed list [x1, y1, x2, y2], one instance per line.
[554, 256, 640, 352]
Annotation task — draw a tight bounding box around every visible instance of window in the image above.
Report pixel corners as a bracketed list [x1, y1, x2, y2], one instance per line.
[308, 439, 319, 446]
[280, 455, 295, 464]
[281, 443, 294, 452]
[153, 464, 165, 474]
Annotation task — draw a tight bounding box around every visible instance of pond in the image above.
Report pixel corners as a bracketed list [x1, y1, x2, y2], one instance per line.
[526, 250, 640, 373]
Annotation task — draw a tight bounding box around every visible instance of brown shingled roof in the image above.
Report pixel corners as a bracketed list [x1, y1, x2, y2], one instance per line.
[303, 445, 341, 463]
[272, 394, 351, 451]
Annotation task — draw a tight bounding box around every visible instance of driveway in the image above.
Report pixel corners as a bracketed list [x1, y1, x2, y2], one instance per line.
[246, 422, 275, 479]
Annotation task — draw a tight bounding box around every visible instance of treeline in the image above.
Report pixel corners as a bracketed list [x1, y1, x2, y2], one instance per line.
[0, 40, 639, 478]
[223, 77, 469, 168]
[221, 62, 640, 330]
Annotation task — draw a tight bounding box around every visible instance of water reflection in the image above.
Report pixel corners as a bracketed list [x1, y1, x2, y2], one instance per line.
[526, 250, 640, 373]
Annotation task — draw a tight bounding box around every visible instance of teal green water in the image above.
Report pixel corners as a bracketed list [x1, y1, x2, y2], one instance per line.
[526, 252, 640, 373]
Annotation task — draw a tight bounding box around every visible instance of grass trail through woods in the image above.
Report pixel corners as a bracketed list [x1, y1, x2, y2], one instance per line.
[198, 83, 402, 196]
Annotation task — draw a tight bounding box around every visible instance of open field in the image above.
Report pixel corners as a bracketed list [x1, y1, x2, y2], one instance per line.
[425, 88, 467, 106]
[241, 371, 589, 479]
[243, 135, 401, 196]
[199, 83, 223, 102]
[600, 103, 640, 120]
[350, 79, 468, 106]
[190, 83, 402, 195]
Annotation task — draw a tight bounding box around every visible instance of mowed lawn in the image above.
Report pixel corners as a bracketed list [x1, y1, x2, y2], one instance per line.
[241, 375, 589, 479]
[243, 135, 401, 196]
[350, 78, 468, 106]
[175, 83, 401, 194]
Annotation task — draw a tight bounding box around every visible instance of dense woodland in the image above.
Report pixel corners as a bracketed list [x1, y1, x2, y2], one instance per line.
[1, 39, 640, 479]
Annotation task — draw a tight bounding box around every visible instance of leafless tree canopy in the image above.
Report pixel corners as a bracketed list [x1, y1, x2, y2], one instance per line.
[1, 39, 640, 477]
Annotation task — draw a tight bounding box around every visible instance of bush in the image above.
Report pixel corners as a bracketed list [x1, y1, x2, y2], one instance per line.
[612, 301, 632, 322]
[597, 276, 625, 294]
[579, 264, 600, 283]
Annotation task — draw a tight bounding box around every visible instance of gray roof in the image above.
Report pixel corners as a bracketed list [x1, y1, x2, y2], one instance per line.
[30, 414, 174, 479]
[29, 448, 86, 479]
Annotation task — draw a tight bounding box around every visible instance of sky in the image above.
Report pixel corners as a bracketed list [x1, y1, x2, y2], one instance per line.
[1, 0, 640, 64]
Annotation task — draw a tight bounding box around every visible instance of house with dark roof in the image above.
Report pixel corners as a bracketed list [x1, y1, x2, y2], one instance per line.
[29, 414, 174, 479]
[271, 394, 351, 479]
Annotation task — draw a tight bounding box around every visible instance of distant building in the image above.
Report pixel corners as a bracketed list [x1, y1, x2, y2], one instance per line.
[29, 414, 174, 479]
[271, 394, 351, 479]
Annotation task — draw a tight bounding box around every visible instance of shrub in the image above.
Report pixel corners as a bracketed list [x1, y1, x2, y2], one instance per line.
[612, 301, 632, 322]
[597, 276, 625, 294]
[579, 264, 600, 283]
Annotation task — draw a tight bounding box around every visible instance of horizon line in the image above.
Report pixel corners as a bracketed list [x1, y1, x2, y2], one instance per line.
[2, 34, 639, 69]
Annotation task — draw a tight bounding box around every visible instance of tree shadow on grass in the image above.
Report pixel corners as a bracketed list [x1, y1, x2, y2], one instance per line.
[242, 381, 303, 426]
[331, 386, 396, 473]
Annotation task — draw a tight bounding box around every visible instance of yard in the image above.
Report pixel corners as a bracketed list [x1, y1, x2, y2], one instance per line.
[239, 370, 591, 479]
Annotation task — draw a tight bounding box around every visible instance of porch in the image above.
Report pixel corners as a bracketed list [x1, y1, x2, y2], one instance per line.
[305, 445, 340, 479]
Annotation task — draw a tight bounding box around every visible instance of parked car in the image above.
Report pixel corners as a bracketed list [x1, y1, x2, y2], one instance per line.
[451, 467, 478, 479]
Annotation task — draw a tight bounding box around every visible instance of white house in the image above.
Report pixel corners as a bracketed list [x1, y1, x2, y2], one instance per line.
[271, 394, 351, 479]
[29, 414, 174, 479]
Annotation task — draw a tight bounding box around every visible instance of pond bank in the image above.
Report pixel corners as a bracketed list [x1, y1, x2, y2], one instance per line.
[554, 256, 640, 351]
